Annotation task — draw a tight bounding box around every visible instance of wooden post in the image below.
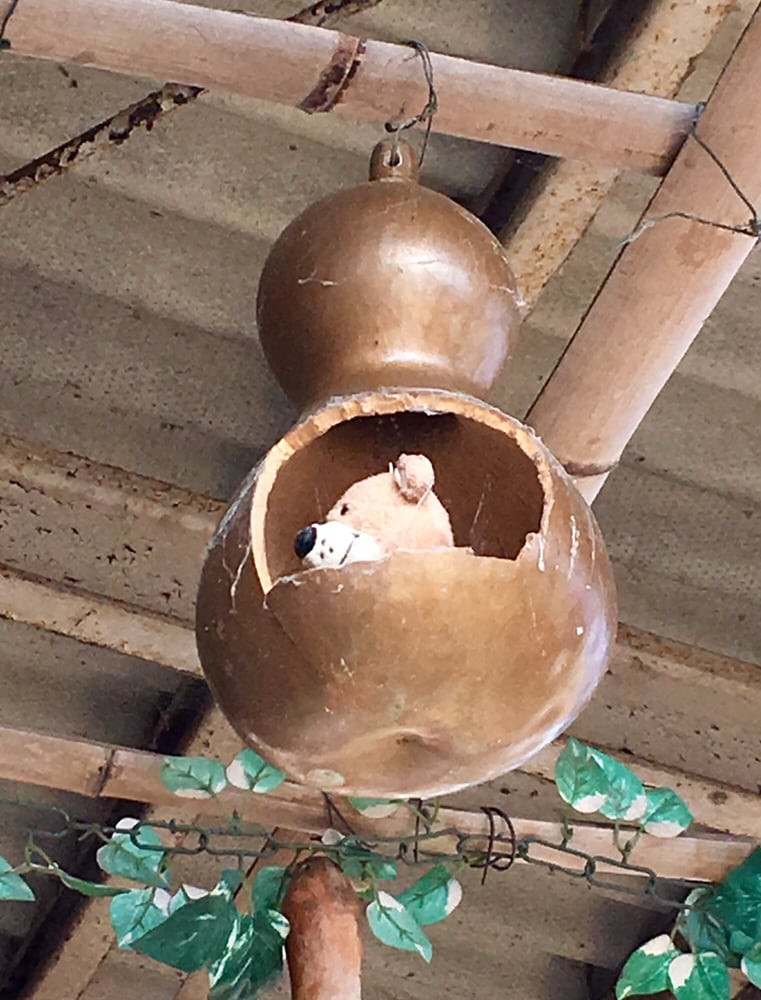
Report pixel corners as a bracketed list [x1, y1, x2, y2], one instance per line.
[282, 858, 363, 1000]
[525, 6, 761, 503]
[0, 0, 696, 174]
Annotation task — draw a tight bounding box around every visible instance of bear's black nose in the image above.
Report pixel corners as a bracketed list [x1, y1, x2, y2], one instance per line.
[294, 525, 317, 559]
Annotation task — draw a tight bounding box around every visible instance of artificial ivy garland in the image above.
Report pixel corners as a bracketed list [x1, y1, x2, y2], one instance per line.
[1, 739, 758, 1000]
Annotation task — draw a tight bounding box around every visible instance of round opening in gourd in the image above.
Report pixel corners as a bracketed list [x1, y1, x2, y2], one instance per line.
[255, 404, 547, 589]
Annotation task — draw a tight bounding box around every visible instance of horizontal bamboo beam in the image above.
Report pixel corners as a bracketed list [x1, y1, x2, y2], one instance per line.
[2, 0, 697, 174]
[526, 5, 761, 502]
[0, 724, 754, 883]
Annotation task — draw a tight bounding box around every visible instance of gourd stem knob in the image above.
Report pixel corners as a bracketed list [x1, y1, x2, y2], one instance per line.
[369, 138, 420, 182]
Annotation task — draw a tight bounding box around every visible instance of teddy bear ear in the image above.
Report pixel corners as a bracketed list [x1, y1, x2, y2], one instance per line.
[393, 453, 435, 502]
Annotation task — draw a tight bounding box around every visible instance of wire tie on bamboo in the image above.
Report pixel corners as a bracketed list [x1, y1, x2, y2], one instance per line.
[620, 114, 760, 248]
[475, 806, 517, 885]
[384, 40, 438, 169]
[0, 0, 21, 50]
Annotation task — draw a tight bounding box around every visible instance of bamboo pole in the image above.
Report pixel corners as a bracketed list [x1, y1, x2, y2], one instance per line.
[525, 5, 761, 503]
[283, 859, 363, 1000]
[500, 0, 735, 308]
[1, 0, 697, 174]
[0, 724, 755, 883]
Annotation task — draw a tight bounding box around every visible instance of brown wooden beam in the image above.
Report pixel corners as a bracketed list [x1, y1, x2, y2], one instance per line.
[525, 4, 761, 502]
[1, 0, 697, 174]
[0, 723, 755, 883]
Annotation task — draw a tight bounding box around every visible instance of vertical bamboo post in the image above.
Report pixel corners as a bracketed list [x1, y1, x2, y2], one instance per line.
[282, 858, 363, 1000]
[525, 7, 761, 503]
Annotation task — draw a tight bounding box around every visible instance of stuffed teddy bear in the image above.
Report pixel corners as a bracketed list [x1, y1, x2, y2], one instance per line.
[294, 453, 455, 569]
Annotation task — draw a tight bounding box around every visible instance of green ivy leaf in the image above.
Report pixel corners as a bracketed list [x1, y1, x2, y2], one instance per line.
[338, 858, 365, 880]
[616, 934, 680, 998]
[169, 885, 208, 914]
[209, 911, 289, 999]
[0, 856, 34, 902]
[96, 819, 168, 887]
[588, 748, 647, 821]
[741, 942, 761, 987]
[348, 798, 401, 818]
[729, 929, 756, 956]
[640, 787, 693, 837]
[110, 888, 168, 948]
[208, 913, 258, 1000]
[366, 892, 432, 962]
[226, 749, 285, 794]
[397, 864, 462, 926]
[161, 756, 228, 799]
[252, 866, 290, 914]
[216, 869, 244, 901]
[703, 847, 761, 950]
[321, 831, 397, 882]
[261, 909, 290, 941]
[337, 841, 397, 883]
[247, 913, 290, 995]
[667, 952, 730, 1000]
[555, 738, 610, 814]
[58, 870, 129, 898]
[132, 892, 238, 973]
[359, 857, 397, 882]
[677, 888, 736, 967]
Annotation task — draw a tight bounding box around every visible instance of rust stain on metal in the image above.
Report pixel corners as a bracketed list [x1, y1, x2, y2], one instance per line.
[0, 84, 202, 209]
[298, 33, 366, 114]
[287, 0, 382, 28]
[0, 1, 375, 208]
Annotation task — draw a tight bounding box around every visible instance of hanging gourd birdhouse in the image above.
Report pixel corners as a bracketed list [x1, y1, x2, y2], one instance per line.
[196, 141, 617, 800]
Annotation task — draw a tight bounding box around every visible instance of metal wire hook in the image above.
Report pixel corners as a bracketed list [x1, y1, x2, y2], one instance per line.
[472, 806, 517, 884]
[384, 39, 438, 168]
[0, 0, 21, 50]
